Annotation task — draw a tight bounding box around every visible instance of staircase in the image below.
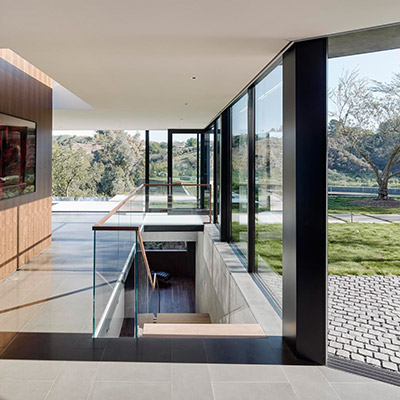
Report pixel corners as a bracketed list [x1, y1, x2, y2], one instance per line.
[138, 312, 266, 338]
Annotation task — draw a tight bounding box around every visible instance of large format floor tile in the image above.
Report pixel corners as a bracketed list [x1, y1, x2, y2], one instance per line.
[96, 361, 171, 382]
[209, 364, 287, 383]
[46, 361, 99, 400]
[212, 382, 298, 400]
[0, 213, 102, 337]
[283, 366, 341, 400]
[172, 364, 214, 400]
[0, 380, 53, 400]
[88, 381, 171, 400]
[332, 382, 400, 400]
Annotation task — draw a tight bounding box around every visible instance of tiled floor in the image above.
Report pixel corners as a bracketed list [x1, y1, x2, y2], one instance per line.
[1, 213, 400, 398]
[0, 360, 400, 400]
[0, 213, 104, 339]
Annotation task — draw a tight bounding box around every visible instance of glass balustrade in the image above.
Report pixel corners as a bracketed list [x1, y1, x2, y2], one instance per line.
[92, 183, 211, 338]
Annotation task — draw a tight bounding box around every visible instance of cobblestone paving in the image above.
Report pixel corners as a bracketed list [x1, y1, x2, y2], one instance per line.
[328, 275, 400, 373]
[260, 273, 400, 373]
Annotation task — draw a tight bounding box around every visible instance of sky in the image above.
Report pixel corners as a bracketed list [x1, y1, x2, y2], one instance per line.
[328, 47, 400, 89]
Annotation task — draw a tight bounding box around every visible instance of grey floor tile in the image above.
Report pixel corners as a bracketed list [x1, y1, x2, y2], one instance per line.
[283, 366, 341, 400]
[332, 382, 400, 400]
[283, 366, 329, 385]
[208, 364, 287, 383]
[172, 380, 214, 400]
[0, 360, 63, 381]
[292, 383, 341, 400]
[88, 381, 171, 400]
[96, 362, 171, 382]
[0, 380, 53, 400]
[46, 361, 99, 400]
[319, 367, 373, 383]
[172, 364, 213, 400]
[212, 382, 297, 400]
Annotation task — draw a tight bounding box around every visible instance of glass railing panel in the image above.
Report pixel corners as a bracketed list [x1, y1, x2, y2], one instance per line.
[148, 184, 168, 211]
[135, 231, 159, 337]
[93, 229, 136, 337]
[92, 183, 210, 338]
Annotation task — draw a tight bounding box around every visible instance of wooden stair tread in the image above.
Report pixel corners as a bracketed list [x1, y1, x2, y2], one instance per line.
[156, 313, 211, 324]
[142, 323, 266, 338]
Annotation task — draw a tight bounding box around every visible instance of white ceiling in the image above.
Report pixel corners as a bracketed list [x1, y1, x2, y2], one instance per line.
[0, 0, 400, 130]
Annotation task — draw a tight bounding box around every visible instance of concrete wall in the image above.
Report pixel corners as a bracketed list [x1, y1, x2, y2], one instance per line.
[196, 225, 281, 336]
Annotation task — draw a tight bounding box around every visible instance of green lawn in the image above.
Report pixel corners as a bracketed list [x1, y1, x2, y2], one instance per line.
[233, 221, 400, 276]
[327, 223, 400, 275]
[328, 196, 400, 214]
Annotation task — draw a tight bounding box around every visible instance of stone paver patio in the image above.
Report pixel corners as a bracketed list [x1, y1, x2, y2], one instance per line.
[259, 273, 400, 373]
[328, 275, 400, 373]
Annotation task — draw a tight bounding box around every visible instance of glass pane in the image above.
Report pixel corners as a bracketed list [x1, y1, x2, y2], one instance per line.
[203, 126, 214, 212]
[0, 114, 36, 200]
[93, 229, 136, 337]
[328, 40, 400, 375]
[172, 133, 199, 200]
[216, 117, 221, 225]
[149, 130, 168, 184]
[135, 234, 159, 336]
[255, 64, 283, 307]
[231, 94, 248, 259]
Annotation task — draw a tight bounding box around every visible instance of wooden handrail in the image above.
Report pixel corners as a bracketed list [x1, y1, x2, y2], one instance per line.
[137, 228, 155, 290]
[92, 183, 213, 291]
[93, 183, 213, 228]
[95, 184, 145, 227]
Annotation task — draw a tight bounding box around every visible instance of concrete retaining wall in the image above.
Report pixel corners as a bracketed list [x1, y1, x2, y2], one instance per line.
[195, 225, 281, 335]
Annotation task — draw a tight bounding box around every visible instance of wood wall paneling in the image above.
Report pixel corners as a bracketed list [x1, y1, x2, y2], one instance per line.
[0, 207, 18, 278]
[0, 49, 52, 88]
[0, 55, 52, 280]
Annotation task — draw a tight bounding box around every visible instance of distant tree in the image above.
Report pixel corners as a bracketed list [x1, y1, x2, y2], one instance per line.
[52, 144, 93, 197]
[186, 137, 197, 147]
[149, 142, 162, 154]
[52, 130, 145, 197]
[330, 70, 400, 200]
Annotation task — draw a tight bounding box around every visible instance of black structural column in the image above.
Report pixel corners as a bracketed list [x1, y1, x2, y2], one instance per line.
[282, 38, 327, 365]
[220, 109, 232, 242]
[247, 86, 256, 273]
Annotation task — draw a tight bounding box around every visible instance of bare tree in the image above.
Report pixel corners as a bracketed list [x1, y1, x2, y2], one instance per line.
[330, 70, 400, 200]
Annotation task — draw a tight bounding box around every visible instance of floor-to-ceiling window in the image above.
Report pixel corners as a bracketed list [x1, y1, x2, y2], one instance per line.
[216, 117, 221, 225]
[231, 94, 248, 259]
[328, 29, 400, 376]
[171, 131, 199, 206]
[149, 130, 168, 184]
[255, 63, 283, 306]
[203, 125, 214, 211]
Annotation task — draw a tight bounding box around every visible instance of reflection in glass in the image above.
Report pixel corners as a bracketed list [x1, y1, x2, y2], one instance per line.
[255, 64, 283, 306]
[216, 117, 221, 225]
[172, 133, 199, 204]
[203, 126, 214, 211]
[0, 113, 36, 200]
[231, 95, 248, 259]
[149, 130, 168, 184]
